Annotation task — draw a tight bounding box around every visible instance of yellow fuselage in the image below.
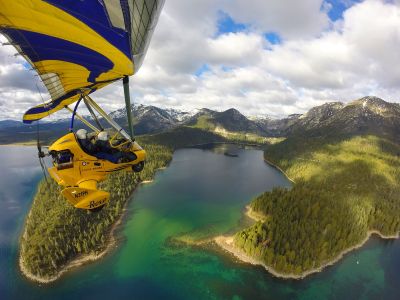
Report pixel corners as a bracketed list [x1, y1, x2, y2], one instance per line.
[48, 132, 146, 210]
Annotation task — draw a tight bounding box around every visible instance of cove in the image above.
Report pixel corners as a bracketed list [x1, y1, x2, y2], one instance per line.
[1, 145, 400, 299]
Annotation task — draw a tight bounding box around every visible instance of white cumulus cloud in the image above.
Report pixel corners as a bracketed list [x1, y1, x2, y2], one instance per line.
[0, 0, 400, 120]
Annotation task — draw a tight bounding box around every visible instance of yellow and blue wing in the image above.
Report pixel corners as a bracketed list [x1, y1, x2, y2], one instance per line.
[0, 0, 164, 123]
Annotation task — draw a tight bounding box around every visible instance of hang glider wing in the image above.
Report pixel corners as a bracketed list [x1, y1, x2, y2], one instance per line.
[0, 0, 164, 123]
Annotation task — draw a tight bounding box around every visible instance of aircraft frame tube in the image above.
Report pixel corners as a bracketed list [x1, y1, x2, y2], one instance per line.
[69, 97, 82, 131]
[65, 106, 100, 133]
[84, 95, 132, 142]
[123, 76, 135, 139]
[83, 97, 104, 131]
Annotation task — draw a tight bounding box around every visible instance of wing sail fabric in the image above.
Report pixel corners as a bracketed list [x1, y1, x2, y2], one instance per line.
[125, 0, 164, 71]
[0, 0, 164, 123]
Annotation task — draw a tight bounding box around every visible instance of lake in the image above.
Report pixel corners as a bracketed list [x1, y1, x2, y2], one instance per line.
[1, 145, 399, 299]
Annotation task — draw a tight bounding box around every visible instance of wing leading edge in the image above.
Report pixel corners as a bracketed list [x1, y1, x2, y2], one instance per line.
[0, 0, 164, 123]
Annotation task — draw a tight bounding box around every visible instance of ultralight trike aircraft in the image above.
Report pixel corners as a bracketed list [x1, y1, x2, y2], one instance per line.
[0, 0, 165, 211]
[45, 92, 147, 212]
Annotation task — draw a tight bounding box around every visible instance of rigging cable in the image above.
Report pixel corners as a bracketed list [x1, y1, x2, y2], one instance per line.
[35, 84, 49, 186]
[36, 119, 49, 185]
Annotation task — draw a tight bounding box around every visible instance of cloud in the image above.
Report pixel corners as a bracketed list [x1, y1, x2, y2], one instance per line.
[223, 0, 331, 39]
[0, 63, 39, 91]
[260, 0, 400, 93]
[207, 32, 266, 66]
[0, 35, 51, 119]
[0, 0, 400, 121]
[129, 0, 400, 117]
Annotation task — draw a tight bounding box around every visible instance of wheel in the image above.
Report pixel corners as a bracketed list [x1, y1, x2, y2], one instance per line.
[89, 204, 105, 213]
[132, 161, 145, 172]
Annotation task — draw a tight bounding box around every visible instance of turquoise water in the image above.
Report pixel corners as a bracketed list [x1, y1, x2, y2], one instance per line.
[1, 145, 399, 299]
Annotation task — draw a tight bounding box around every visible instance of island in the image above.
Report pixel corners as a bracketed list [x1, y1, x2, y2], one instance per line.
[224, 151, 239, 157]
[215, 135, 400, 278]
[19, 143, 173, 283]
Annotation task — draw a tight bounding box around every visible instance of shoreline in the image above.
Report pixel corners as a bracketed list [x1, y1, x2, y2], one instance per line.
[0, 142, 38, 147]
[244, 205, 267, 222]
[214, 207, 399, 280]
[263, 158, 295, 183]
[187, 141, 263, 148]
[19, 179, 156, 284]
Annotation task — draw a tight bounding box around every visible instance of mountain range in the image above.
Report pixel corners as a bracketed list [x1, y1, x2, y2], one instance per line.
[0, 96, 399, 144]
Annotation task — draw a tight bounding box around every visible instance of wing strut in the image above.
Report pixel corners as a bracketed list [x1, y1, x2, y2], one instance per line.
[123, 76, 135, 140]
[84, 95, 132, 142]
[83, 97, 104, 131]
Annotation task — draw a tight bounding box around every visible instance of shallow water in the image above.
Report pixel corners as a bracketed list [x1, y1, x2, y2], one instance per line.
[1, 145, 399, 300]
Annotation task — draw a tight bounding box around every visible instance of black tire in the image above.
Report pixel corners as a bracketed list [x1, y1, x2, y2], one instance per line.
[89, 204, 105, 213]
[132, 161, 145, 172]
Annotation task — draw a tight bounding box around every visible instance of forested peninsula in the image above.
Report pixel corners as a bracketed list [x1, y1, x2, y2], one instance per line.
[217, 135, 400, 279]
[19, 127, 233, 283]
[20, 143, 172, 283]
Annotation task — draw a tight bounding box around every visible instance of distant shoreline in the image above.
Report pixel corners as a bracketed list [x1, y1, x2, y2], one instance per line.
[263, 158, 295, 183]
[188, 141, 262, 148]
[214, 206, 399, 280]
[0, 142, 37, 146]
[19, 179, 156, 284]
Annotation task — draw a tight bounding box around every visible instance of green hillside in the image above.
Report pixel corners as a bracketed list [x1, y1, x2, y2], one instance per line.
[234, 135, 400, 275]
[189, 115, 216, 131]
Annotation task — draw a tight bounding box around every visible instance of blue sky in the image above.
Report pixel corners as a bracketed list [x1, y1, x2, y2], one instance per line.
[217, 11, 247, 35]
[325, 0, 358, 20]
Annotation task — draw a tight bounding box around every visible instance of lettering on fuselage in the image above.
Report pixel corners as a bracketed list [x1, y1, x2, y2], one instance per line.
[73, 191, 88, 198]
[89, 198, 107, 208]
